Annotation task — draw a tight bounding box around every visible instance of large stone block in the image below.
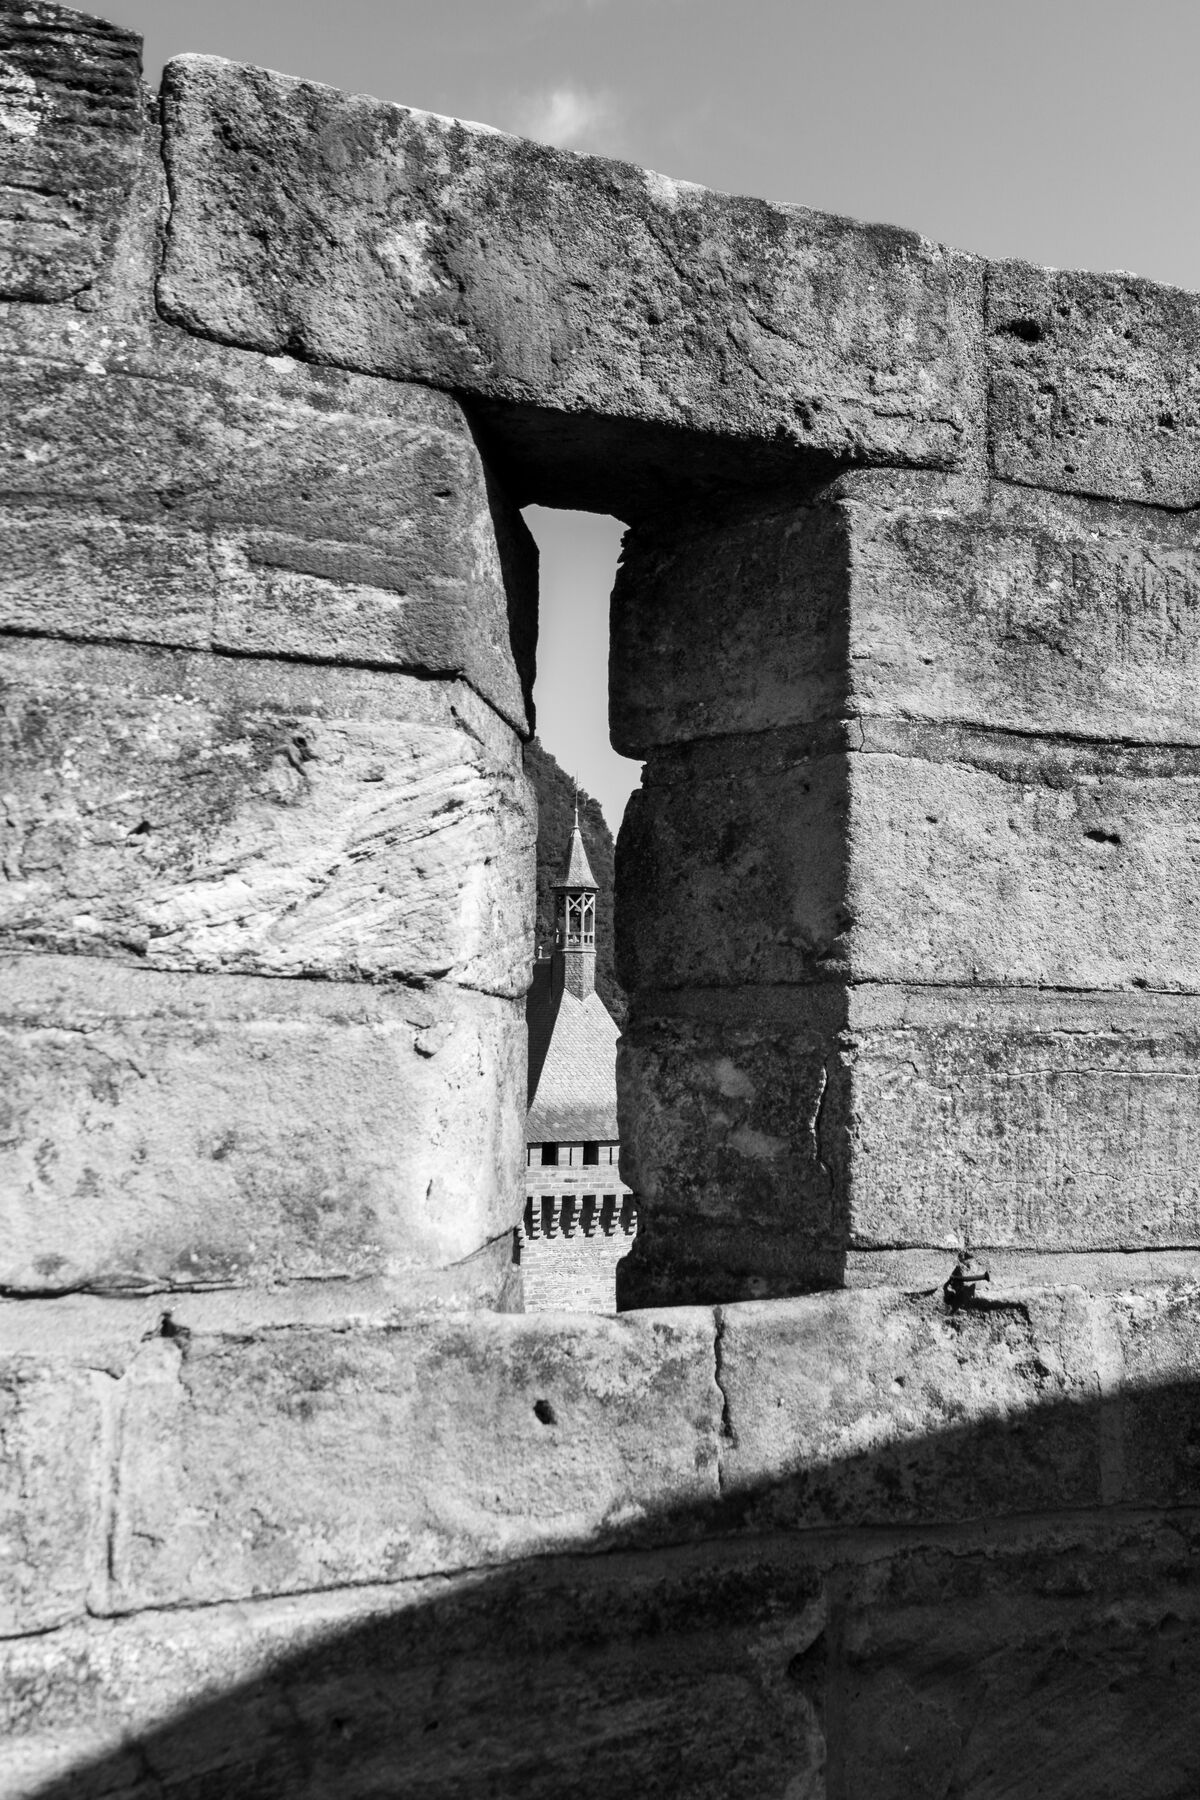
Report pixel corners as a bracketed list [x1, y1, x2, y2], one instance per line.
[616, 988, 847, 1307]
[0, 639, 533, 992]
[1109, 1283, 1200, 1508]
[9, 1503, 1200, 1800]
[3, 1541, 826, 1800]
[716, 1290, 1102, 1532]
[842, 985, 1200, 1255]
[109, 1310, 720, 1610]
[990, 258, 1200, 508]
[0, 330, 534, 729]
[618, 985, 1200, 1303]
[0, 952, 524, 1292]
[0, 1357, 104, 1635]
[846, 723, 1200, 994]
[610, 491, 853, 755]
[833, 1517, 1200, 1800]
[612, 475, 1200, 754]
[157, 56, 984, 482]
[841, 478, 1200, 747]
[10, 1526, 1200, 1800]
[618, 722, 1200, 994]
[616, 725, 851, 994]
[0, 4, 145, 302]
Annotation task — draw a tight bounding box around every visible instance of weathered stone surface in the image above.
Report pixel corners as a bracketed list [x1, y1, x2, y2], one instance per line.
[619, 985, 1200, 1302]
[610, 492, 852, 755]
[0, 330, 535, 729]
[157, 56, 984, 479]
[843, 985, 1200, 1254]
[0, 1258, 527, 1370]
[0, 952, 524, 1293]
[1110, 1283, 1200, 1507]
[619, 722, 1200, 994]
[612, 474, 1200, 754]
[841, 477, 1200, 746]
[110, 1310, 720, 1609]
[844, 1244, 1200, 1293]
[717, 1290, 1102, 1531]
[847, 723, 1200, 993]
[8, 1513, 1200, 1798]
[3, 1541, 827, 1799]
[617, 988, 847, 1308]
[0, 1357, 104, 1635]
[11, 17, 1200, 1798]
[835, 1518, 1200, 1800]
[0, 639, 533, 992]
[0, 3, 144, 302]
[990, 258, 1200, 507]
[616, 725, 851, 994]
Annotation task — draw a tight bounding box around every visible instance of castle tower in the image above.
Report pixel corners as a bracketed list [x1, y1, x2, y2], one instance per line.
[551, 808, 598, 1002]
[521, 810, 636, 1311]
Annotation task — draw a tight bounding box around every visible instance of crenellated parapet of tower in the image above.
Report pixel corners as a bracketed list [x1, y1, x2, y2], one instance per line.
[524, 1194, 637, 1243]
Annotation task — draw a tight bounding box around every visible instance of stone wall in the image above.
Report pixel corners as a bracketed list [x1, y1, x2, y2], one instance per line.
[4, 4, 1200, 1794]
[612, 454, 1200, 1300]
[0, 4, 536, 1312]
[6, 1286, 1200, 1795]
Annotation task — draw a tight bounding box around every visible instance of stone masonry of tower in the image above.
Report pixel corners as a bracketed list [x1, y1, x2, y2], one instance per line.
[521, 818, 636, 1311]
[3, 4, 1200, 1793]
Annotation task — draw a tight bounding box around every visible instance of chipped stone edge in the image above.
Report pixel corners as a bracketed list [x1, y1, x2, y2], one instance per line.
[3, 1284, 1199, 1641]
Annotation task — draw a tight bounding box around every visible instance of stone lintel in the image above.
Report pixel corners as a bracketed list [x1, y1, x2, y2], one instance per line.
[156, 54, 985, 500]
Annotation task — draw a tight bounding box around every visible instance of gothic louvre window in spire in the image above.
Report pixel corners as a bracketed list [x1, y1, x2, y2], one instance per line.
[563, 891, 595, 949]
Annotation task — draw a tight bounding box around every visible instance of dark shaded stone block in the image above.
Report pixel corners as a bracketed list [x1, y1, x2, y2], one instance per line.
[619, 985, 1200, 1304]
[0, 2, 144, 301]
[612, 475, 1200, 754]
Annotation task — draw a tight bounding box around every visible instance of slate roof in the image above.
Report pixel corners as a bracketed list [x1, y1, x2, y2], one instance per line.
[526, 962, 620, 1143]
[553, 822, 598, 890]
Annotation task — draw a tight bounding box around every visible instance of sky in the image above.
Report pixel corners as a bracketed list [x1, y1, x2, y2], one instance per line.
[103, 0, 1200, 830]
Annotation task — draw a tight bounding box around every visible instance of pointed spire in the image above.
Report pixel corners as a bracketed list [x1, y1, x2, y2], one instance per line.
[550, 810, 598, 1000]
[553, 815, 598, 890]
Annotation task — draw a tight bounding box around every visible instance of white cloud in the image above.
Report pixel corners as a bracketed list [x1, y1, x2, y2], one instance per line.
[512, 84, 621, 151]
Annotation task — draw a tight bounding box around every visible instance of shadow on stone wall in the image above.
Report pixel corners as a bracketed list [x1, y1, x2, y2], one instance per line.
[17, 1376, 1200, 1800]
